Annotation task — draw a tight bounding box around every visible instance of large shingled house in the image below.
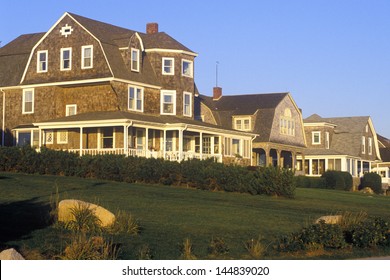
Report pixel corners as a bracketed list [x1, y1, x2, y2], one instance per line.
[0, 12, 256, 165]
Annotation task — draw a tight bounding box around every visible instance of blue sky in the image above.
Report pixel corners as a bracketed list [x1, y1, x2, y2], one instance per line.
[2, 0, 390, 137]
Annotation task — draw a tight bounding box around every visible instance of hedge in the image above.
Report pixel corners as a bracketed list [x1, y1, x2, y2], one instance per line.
[359, 172, 382, 194]
[0, 146, 296, 198]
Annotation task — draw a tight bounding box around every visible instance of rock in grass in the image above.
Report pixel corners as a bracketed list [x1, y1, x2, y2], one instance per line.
[315, 215, 342, 224]
[0, 248, 25, 260]
[58, 199, 115, 227]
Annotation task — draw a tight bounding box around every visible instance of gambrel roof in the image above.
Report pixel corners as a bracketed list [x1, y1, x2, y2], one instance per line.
[304, 114, 381, 159]
[0, 12, 196, 89]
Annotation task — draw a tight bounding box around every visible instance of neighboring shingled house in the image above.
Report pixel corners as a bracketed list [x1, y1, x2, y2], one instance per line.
[0, 12, 256, 165]
[196, 87, 307, 168]
[373, 134, 390, 187]
[299, 114, 381, 177]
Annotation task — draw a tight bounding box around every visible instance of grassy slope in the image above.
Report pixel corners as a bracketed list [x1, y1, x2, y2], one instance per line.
[0, 172, 389, 259]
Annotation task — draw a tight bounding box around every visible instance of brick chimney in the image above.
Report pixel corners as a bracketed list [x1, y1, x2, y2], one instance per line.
[213, 87, 222, 100]
[146, 23, 159, 34]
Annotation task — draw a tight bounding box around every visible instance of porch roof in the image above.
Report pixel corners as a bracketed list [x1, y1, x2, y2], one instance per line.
[33, 110, 257, 138]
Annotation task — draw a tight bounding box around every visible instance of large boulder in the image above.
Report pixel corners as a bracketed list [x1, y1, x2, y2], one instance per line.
[58, 199, 115, 227]
[315, 215, 342, 224]
[0, 248, 25, 260]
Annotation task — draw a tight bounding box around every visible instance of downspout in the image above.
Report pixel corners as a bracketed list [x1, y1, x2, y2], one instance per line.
[1, 89, 5, 146]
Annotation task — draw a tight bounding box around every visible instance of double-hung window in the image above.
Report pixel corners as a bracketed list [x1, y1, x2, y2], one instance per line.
[128, 86, 143, 112]
[162, 58, 174, 75]
[183, 92, 192, 117]
[312, 131, 321, 145]
[22, 89, 34, 114]
[182, 59, 193, 77]
[362, 136, 366, 154]
[61, 47, 72, 70]
[368, 137, 373, 155]
[161, 90, 176, 115]
[37, 50, 48, 72]
[234, 117, 251, 131]
[131, 48, 140, 72]
[66, 104, 77, 116]
[81, 45, 93, 69]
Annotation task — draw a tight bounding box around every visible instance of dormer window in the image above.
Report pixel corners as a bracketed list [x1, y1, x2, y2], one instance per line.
[61, 48, 72, 71]
[131, 48, 140, 72]
[234, 117, 251, 131]
[280, 108, 295, 136]
[312, 131, 321, 145]
[162, 58, 174, 75]
[37, 50, 48, 73]
[81, 45, 93, 69]
[182, 59, 193, 77]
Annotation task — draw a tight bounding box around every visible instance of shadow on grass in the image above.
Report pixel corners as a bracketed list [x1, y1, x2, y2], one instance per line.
[0, 198, 52, 247]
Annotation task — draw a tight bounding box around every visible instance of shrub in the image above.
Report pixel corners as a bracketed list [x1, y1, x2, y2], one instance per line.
[322, 171, 353, 191]
[108, 210, 140, 235]
[253, 166, 296, 198]
[277, 221, 346, 252]
[351, 217, 389, 248]
[64, 203, 102, 234]
[360, 172, 382, 194]
[294, 175, 325, 189]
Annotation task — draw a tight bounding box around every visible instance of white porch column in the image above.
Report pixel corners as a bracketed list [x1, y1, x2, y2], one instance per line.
[145, 128, 149, 158]
[124, 125, 128, 156]
[199, 132, 203, 160]
[211, 136, 215, 155]
[38, 129, 42, 150]
[163, 129, 166, 159]
[360, 161, 363, 177]
[79, 127, 83, 156]
[178, 129, 183, 162]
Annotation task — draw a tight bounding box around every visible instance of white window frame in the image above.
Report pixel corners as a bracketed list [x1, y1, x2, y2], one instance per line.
[325, 131, 330, 149]
[161, 90, 176, 115]
[183, 91, 192, 117]
[45, 130, 54, 144]
[57, 130, 68, 144]
[234, 117, 251, 131]
[312, 131, 321, 145]
[181, 59, 193, 78]
[22, 88, 34, 114]
[128, 86, 144, 112]
[131, 48, 140, 72]
[81, 45, 93, 69]
[37, 50, 48, 73]
[66, 104, 77, 116]
[368, 137, 372, 155]
[60, 47, 72, 71]
[162, 57, 174, 75]
[362, 136, 366, 154]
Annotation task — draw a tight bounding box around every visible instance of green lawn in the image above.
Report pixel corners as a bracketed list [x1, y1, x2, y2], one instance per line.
[0, 172, 389, 259]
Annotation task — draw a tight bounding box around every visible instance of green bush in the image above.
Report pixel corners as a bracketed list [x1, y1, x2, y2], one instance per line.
[253, 166, 296, 198]
[360, 172, 382, 194]
[322, 171, 353, 191]
[0, 147, 296, 198]
[294, 175, 326, 189]
[350, 218, 389, 248]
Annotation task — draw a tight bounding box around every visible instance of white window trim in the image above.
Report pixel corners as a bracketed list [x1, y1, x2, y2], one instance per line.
[181, 59, 193, 78]
[81, 45, 93, 69]
[160, 90, 176, 115]
[131, 48, 140, 72]
[312, 131, 321, 145]
[162, 57, 174, 75]
[183, 91, 192, 117]
[362, 136, 366, 154]
[66, 104, 77, 116]
[325, 132, 330, 149]
[57, 131, 68, 144]
[45, 130, 54, 145]
[234, 117, 251, 131]
[98, 128, 116, 149]
[368, 137, 373, 155]
[60, 47, 72, 71]
[37, 50, 48, 73]
[128, 86, 144, 112]
[22, 88, 34, 114]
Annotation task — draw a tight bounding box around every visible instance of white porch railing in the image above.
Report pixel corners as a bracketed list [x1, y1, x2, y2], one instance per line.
[67, 148, 222, 162]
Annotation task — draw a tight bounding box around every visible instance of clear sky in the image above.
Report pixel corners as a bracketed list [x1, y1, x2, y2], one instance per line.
[2, 0, 390, 137]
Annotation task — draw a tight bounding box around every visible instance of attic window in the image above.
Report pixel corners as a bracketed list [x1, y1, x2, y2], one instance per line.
[60, 24, 74, 37]
[234, 117, 251, 131]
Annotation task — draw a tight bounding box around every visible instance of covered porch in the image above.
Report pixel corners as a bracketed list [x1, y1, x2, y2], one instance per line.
[30, 111, 255, 164]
